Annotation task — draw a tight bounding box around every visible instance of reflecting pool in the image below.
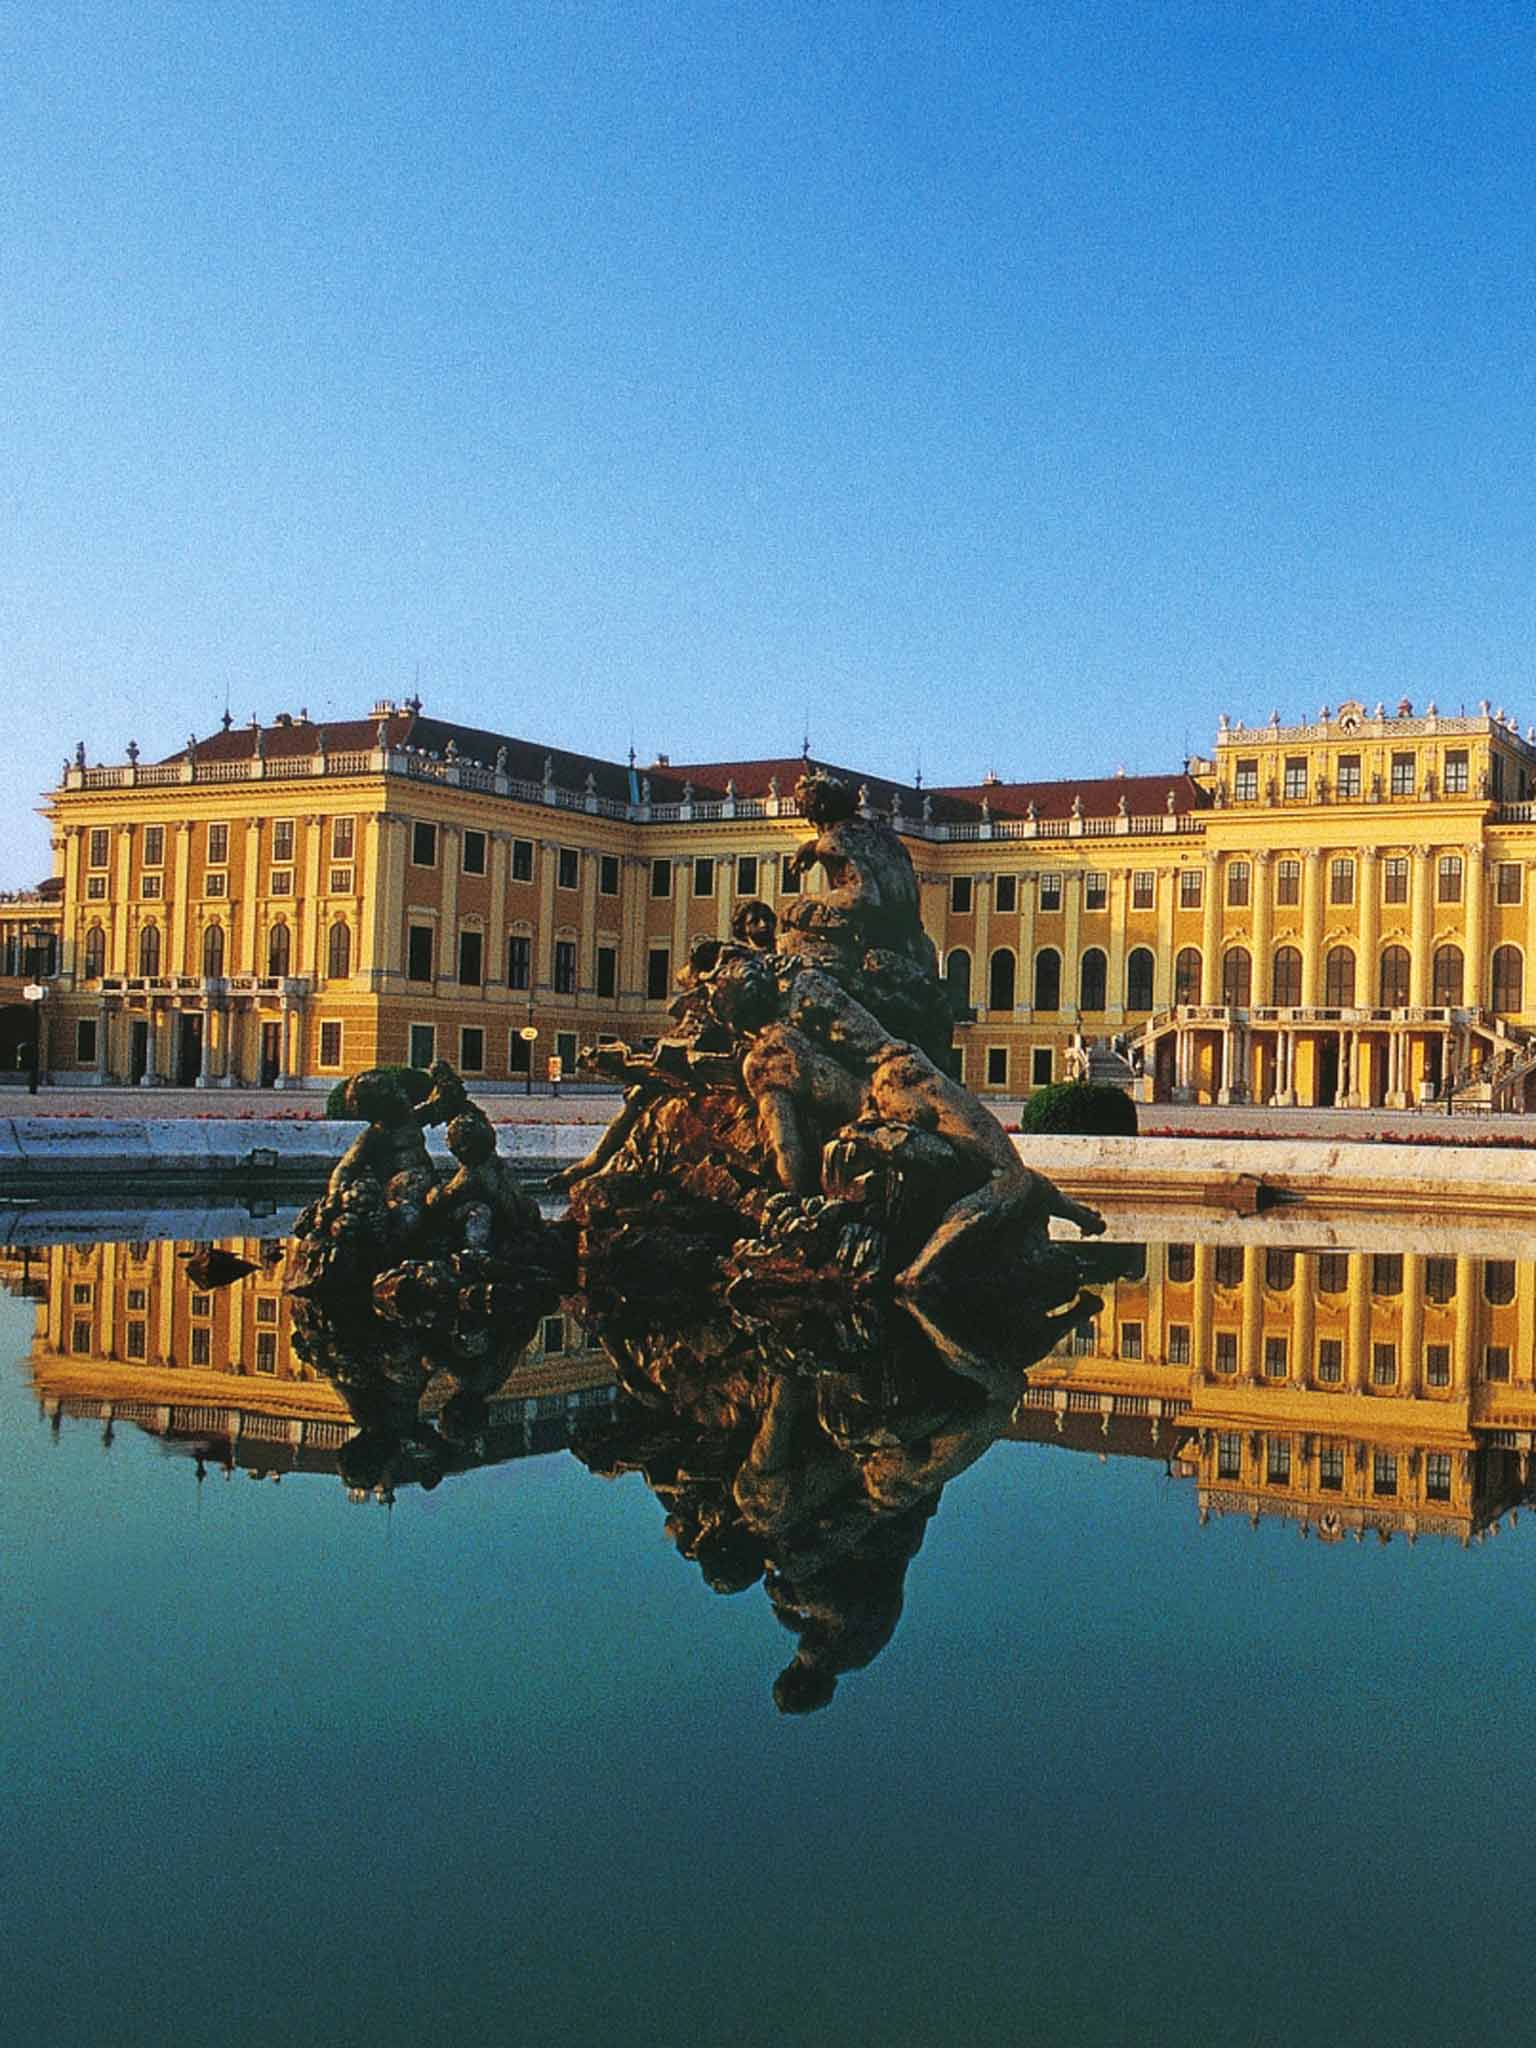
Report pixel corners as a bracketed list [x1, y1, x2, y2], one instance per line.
[6, 1205, 1536, 2048]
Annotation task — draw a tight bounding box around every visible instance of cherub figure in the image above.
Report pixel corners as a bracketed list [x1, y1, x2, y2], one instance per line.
[424, 1108, 544, 1251]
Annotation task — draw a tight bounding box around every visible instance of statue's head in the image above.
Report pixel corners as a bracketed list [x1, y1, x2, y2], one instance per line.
[343, 1067, 427, 1124]
[729, 897, 777, 950]
[796, 771, 857, 826]
[446, 1111, 496, 1167]
[703, 950, 779, 1033]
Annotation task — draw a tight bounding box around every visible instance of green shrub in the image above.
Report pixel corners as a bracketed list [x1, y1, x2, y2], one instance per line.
[324, 1065, 434, 1120]
[1016, 1080, 1138, 1137]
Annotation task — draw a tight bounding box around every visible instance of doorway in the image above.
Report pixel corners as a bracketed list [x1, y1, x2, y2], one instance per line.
[130, 1019, 149, 1084]
[1316, 1039, 1339, 1106]
[177, 1012, 203, 1088]
[260, 1021, 281, 1088]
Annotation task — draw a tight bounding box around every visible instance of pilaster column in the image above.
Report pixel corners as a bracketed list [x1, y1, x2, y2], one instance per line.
[361, 814, 407, 984]
[1465, 849, 1486, 1008]
[1154, 868, 1175, 1009]
[1200, 855, 1221, 1004]
[974, 875, 992, 1012]
[1016, 870, 1036, 1018]
[1401, 1256, 1425, 1399]
[1409, 845, 1434, 1006]
[197, 1004, 217, 1087]
[170, 821, 193, 975]
[1241, 1246, 1264, 1382]
[1300, 849, 1324, 1006]
[485, 832, 510, 986]
[1251, 850, 1272, 999]
[300, 816, 324, 975]
[237, 821, 262, 974]
[1293, 1253, 1315, 1388]
[1346, 1254, 1370, 1394]
[1356, 847, 1378, 1000]
[536, 842, 558, 989]
[111, 827, 134, 975]
[61, 828, 82, 982]
[1453, 1256, 1476, 1397]
[1105, 871, 1126, 1026]
[96, 1002, 111, 1082]
[438, 826, 460, 988]
[1192, 1243, 1214, 1379]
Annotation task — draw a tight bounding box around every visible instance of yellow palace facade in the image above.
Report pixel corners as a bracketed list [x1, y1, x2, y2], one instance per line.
[22, 691, 1536, 1107]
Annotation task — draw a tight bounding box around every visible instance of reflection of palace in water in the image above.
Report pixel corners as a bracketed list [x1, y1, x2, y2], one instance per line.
[9, 1235, 613, 1489]
[1017, 1236, 1536, 1542]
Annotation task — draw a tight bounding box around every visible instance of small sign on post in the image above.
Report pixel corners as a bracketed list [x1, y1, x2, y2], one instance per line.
[547, 1055, 563, 1095]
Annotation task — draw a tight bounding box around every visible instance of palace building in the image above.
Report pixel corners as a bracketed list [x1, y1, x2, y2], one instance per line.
[21, 692, 1536, 1106]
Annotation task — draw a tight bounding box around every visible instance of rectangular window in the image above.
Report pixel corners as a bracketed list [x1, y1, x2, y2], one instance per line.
[1319, 1444, 1345, 1490]
[319, 1021, 343, 1068]
[140, 873, 162, 900]
[268, 868, 293, 896]
[1264, 1335, 1288, 1379]
[1483, 1345, 1511, 1383]
[780, 854, 801, 896]
[1276, 858, 1301, 906]
[1030, 1047, 1052, 1087]
[1214, 1331, 1238, 1374]
[1084, 873, 1107, 911]
[507, 934, 531, 990]
[87, 874, 108, 900]
[272, 819, 294, 863]
[255, 1331, 278, 1375]
[1266, 1438, 1291, 1484]
[203, 870, 227, 899]
[127, 1287, 146, 1311]
[206, 822, 229, 866]
[75, 1019, 97, 1064]
[508, 1030, 531, 1076]
[1217, 1433, 1242, 1479]
[1132, 870, 1155, 910]
[1371, 1342, 1398, 1386]
[1283, 757, 1307, 801]
[1226, 861, 1250, 908]
[1317, 1253, 1349, 1294]
[88, 828, 109, 868]
[1038, 874, 1062, 912]
[693, 857, 715, 898]
[126, 1320, 146, 1360]
[599, 854, 620, 896]
[408, 1023, 436, 1070]
[1120, 1322, 1143, 1361]
[330, 817, 354, 861]
[1425, 1257, 1457, 1303]
[412, 822, 437, 867]
[1372, 1253, 1403, 1296]
[1214, 1246, 1244, 1288]
[1167, 1243, 1195, 1283]
[557, 846, 579, 891]
[1317, 1338, 1343, 1384]
[190, 1326, 211, 1367]
[1372, 1451, 1398, 1496]
[72, 1318, 92, 1355]
[647, 947, 671, 1000]
[556, 1029, 578, 1071]
[951, 876, 974, 914]
[462, 829, 487, 876]
[595, 944, 617, 999]
[651, 858, 672, 898]
[407, 926, 434, 982]
[541, 1314, 567, 1356]
[1390, 751, 1415, 797]
[328, 868, 353, 894]
[1168, 1324, 1191, 1364]
[994, 874, 1018, 914]
[985, 1046, 1007, 1087]
[511, 838, 534, 882]
[737, 855, 759, 896]
[1425, 1451, 1453, 1501]
[1234, 758, 1259, 803]
[1438, 855, 1463, 903]
[1336, 754, 1362, 800]
[1383, 857, 1408, 904]
[1426, 1343, 1452, 1387]
[1497, 862, 1522, 905]
[458, 929, 483, 986]
[143, 824, 165, 868]
[459, 1026, 484, 1073]
[255, 1297, 278, 1326]
[554, 939, 577, 994]
[1179, 870, 1203, 910]
[1329, 858, 1354, 905]
[1444, 749, 1469, 794]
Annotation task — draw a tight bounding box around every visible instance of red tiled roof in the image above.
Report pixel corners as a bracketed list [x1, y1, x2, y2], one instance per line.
[930, 772, 1209, 822]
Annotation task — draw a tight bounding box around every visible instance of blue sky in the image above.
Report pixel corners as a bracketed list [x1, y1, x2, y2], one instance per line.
[4, 1, 1535, 881]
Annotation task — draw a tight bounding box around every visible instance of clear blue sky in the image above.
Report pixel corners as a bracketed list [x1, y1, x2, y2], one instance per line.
[4, 1, 1535, 882]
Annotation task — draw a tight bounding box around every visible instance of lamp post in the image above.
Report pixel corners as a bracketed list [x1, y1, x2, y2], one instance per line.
[519, 1023, 539, 1097]
[22, 983, 47, 1096]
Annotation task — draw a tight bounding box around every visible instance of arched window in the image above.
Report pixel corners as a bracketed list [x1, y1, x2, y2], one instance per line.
[83, 926, 105, 979]
[988, 948, 1015, 1012]
[328, 921, 352, 980]
[268, 923, 291, 978]
[138, 924, 160, 976]
[1125, 947, 1155, 1010]
[1271, 946, 1301, 1007]
[1378, 945, 1410, 1008]
[1432, 944, 1463, 1007]
[944, 948, 972, 1014]
[1221, 947, 1251, 1008]
[1079, 948, 1107, 1012]
[202, 923, 225, 978]
[1324, 946, 1355, 1007]
[1034, 948, 1061, 1012]
[1493, 944, 1523, 1013]
[1174, 947, 1201, 1004]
